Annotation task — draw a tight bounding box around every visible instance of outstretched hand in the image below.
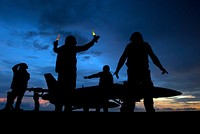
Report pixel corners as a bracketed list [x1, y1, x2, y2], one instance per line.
[53, 40, 58, 46]
[92, 35, 100, 43]
[161, 68, 168, 75]
[83, 76, 89, 79]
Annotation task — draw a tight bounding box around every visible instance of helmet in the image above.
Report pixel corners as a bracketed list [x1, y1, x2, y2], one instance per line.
[20, 63, 28, 69]
[130, 32, 143, 42]
[103, 65, 110, 72]
[65, 35, 77, 46]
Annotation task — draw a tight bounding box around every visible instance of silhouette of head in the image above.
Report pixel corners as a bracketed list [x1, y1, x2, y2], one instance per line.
[103, 65, 110, 72]
[20, 63, 28, 70]
[130, 32, 144, 43]
[65, 35, 77, 46]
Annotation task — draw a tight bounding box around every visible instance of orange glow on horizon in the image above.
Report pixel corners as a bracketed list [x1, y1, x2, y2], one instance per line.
[135, 98, 200, 111]
[0, 96, 200, 111]
[0, 98, 7, 102]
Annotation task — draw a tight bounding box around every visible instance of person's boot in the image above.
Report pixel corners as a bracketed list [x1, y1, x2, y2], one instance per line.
[1, 92, 14, 111]
[15, 100, 23, 111]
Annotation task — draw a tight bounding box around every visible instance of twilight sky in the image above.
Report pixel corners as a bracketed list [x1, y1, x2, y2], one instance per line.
[0, 0, 200, 111]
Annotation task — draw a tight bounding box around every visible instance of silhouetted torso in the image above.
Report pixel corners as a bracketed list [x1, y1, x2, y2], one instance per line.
[54, 45, 77, 74]
[11, 65, 30, 90]
[125, 42, 149, 71]
[91, 71, 113, 89]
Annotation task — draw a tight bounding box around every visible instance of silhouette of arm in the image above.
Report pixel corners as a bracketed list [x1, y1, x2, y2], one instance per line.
[12, 63, 22, 72]
[53, 40, 59, 53]
[76, 36, 100, 53]
[26, 72, 30, 81]
[84, 72, 102, 79]
[114, 46, 128, 79]
[147, 43, 168, 74]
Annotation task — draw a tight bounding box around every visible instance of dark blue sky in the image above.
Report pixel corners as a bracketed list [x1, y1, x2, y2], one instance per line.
[0, 0, 200, 111]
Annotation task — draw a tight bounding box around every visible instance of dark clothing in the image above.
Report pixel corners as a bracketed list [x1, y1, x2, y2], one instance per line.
[117, 42, 164, 74]
[3, 63, 30, 111]
[86, 71, 114, 112]
[11, 64, 30, 90]
[54, 42, 95, 74]
[87, 71, 114, 89]
[116, 41, 165, 112]
[53, 41, 96, 112]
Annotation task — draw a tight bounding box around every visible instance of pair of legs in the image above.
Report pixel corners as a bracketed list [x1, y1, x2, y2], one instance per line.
[122, 69, 155, 112]
[95, 88, 109, 112]
[3, 89, 26, 111]
[95, 99, 109, 112]
[54, 90, 75, 112]
[55, 72, 76, 112]
[82, 98, 109, 112]
[120, 96, 155, 112]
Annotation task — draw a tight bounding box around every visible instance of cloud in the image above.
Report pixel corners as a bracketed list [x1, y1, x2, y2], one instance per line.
[32, 40, 50, 51]
[37, 0, 106, 31]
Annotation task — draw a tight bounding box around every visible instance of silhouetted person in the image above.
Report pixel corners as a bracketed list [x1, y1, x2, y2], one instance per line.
[53, 34, 100, 112]
[84, 65, 114, 112]
[113, 32, 168, 112]
[2, 63, 30, 111]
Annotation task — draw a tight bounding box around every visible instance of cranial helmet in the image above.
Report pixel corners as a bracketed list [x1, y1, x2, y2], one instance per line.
[65, 35, 77, 46]
[130, 32, 143, 42]
[103, 65, 110, 72]
[20, 63, 28, 69]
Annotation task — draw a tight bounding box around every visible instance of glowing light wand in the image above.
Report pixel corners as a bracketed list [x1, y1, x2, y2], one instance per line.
[92, 30, 99, 43]
[56, 34, 60, 41]
[92, 30, 96, 37]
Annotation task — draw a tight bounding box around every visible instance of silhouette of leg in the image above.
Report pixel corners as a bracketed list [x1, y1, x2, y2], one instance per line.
[3, 91, 16, 111]
[15, 90, 25, 111]
[144, 97, 155, 112]
[96, 99, 102, 112]
[55, 103, 63, 112]
[95, 107, 101, 112]
[120, 99, 135, 112]
[64, 96, 73, 112]
[33, 92, 40, 111]
[103, 107, 108, 112]
[103, 99, 108, 112]
[64, 105, 72, 112]
[83, 107, 89, 112]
